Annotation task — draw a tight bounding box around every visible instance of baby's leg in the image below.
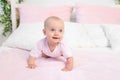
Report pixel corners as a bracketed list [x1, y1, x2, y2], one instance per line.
[42, 53, 50, 58]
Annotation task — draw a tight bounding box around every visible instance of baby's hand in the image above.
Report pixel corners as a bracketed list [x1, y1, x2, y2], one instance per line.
[61, 67, 72, 71]
[62, 57, 73, 71]
[26, 64, 37, 69]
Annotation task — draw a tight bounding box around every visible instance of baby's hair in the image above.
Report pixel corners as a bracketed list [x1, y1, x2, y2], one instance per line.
[44, 16, 64, 28]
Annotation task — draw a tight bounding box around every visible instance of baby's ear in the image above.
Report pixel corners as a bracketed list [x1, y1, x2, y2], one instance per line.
[42, 28, 46, 35]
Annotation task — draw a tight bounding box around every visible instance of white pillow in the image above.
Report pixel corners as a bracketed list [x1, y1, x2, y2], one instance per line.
[102, 24, 120, 52]
[64, 22, 95, 48]
[2, 22, 95, 50]
[2, 23, 44, 50]
[83, 24, 108, 47]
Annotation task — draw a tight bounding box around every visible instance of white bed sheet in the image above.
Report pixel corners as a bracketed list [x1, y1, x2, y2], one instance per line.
[0, 46, 120, 80]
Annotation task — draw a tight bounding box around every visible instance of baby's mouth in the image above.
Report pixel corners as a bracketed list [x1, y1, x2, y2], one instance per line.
[52, 37, 59, 39]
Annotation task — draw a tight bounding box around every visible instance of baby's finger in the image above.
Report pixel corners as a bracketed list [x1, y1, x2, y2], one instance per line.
[26, 65, 34, 69]
[61, 68, 68, 71]
[26, 65, 31, 69]
[31, 66, 36, 69]
[61, 67, 72, 71]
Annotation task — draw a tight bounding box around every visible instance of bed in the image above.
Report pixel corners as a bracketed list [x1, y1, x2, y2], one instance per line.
[0, 0, 120, 80]
[0, 46, 120, 80]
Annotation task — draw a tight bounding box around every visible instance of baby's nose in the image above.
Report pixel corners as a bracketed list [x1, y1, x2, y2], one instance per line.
[54, 31, 59, 35]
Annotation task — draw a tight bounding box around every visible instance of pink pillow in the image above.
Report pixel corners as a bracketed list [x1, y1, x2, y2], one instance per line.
[18, 4, 73, 23]
[75, 4, 120, 24]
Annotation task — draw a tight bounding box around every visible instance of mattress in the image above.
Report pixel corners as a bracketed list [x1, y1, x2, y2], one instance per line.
[0, 46, 120, 80]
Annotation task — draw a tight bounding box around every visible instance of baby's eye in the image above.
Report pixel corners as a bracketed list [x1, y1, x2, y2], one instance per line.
[59, 29, 63, 32]
[51, 29, 55, 31]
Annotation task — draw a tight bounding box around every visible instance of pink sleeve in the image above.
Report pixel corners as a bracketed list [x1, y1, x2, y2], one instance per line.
[29, 40, 42, 58]
[61, 43, 72, 58]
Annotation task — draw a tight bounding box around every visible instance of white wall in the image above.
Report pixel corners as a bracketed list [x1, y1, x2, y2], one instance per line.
[24, 0, 116, 5]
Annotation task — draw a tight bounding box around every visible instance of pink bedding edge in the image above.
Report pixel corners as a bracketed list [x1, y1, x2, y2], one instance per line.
[0, 47, 120, 80]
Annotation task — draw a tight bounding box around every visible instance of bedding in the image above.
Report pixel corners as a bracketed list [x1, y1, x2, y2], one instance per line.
[75, 4, 120, 24]
[18, 4, 73, 23]
[102, 24, 120, 52]
[0, 46, 120, 80]
[3, 22, 110, 50]
[2, 22, 96, 50]
[81, 24, 108, 47]
[2, 23, 45, 50]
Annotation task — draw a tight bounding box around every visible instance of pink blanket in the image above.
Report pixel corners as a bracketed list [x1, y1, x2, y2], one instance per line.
[0, 47, 120, 80]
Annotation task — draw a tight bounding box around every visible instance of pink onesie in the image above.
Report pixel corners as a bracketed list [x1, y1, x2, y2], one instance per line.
[29, 38, 72, 59]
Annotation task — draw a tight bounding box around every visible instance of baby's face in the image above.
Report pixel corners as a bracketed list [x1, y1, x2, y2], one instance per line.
[44, 20, 64, 45]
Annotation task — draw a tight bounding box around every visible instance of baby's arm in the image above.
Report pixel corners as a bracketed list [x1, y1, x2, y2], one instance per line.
[27, 55, 37, 69]
[62, 57, 73, 71]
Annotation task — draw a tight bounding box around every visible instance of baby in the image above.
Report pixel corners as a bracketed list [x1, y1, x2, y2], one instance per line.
[27, 16, 73, 71]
